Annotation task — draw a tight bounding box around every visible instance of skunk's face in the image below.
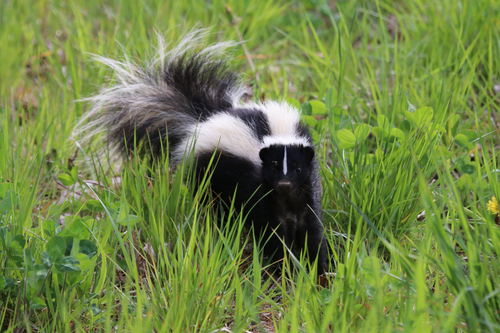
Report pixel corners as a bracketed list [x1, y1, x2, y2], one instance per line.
[259, 144, 315, 194]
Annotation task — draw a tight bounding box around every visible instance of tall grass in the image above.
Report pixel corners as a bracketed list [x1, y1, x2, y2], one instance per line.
[1, 0, 499, 331]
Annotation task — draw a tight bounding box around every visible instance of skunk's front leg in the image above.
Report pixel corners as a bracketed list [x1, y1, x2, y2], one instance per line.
[261, 221, 295, 272]
[298, 210, 327, 275]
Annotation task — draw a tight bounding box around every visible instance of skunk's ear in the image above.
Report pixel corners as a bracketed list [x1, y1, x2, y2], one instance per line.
[259, 147, 270, 162]
[303, 146, 315, 162]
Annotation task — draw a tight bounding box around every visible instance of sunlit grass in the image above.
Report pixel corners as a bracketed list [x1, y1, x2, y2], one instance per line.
[1, 0, 500, 331]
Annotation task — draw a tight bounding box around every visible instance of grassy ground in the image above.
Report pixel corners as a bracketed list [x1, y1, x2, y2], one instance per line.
[1, 0, 500, 331]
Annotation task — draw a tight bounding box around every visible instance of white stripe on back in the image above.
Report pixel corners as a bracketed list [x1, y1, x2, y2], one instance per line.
[283, 147, 288, 175]
[173, 113, 262, 165]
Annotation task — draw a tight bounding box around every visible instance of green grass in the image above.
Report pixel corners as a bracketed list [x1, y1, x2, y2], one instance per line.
[1, 0, 500, 331]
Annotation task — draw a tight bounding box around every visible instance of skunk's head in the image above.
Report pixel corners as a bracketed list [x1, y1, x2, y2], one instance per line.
[259, 144, 315, 194]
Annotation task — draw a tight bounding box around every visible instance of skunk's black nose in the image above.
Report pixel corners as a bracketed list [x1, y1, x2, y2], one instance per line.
[277, 180, 292, 192]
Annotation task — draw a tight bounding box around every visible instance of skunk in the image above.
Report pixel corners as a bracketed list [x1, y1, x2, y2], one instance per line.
[74, 30, 327, 275]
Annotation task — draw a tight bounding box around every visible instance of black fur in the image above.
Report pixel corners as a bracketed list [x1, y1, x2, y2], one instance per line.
[162, 54, 244, 120]
[78, 33, 327, 275]
[258, 144, 326, 275]
[196, 130, 327, 275]
[231, 108, 271, 141]
[98, 48, 248, 160]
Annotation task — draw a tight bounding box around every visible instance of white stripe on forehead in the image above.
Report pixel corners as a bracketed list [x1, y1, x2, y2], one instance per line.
[261, 135, 310, 148]
[283, 147, 288, 175]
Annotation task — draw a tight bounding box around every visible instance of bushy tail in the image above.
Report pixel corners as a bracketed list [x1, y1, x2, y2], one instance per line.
[73, 29, 250, 161]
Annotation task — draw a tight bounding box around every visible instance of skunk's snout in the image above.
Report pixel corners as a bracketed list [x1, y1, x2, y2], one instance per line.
[277, 180, 292, 192]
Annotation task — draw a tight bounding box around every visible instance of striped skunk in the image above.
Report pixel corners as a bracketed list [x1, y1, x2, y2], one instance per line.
[74, 30, 327, 275]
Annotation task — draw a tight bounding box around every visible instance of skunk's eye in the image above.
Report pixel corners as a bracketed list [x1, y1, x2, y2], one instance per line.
[271, 161, 278, 173]
[296, 167, 301, 173]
